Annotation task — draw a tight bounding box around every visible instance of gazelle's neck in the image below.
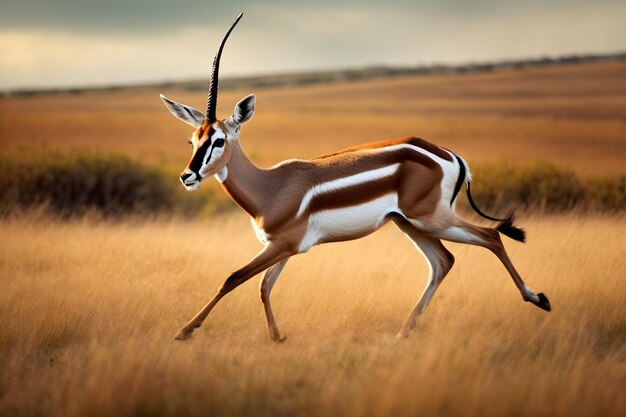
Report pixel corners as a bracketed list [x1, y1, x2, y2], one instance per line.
[217, 140, 267, 218]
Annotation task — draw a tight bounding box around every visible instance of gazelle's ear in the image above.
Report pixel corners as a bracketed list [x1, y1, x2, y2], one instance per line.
[229, 94, 256, 125]
[160, 94, 205, 128]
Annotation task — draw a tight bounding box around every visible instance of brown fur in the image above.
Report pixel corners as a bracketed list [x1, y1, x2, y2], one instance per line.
[315, 137, 453, 162]
[174, 126, 546, 342]
[220, 138, 446, 238]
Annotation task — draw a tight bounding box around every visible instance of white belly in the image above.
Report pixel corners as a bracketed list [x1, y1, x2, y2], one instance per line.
[299, 193, 399, 252]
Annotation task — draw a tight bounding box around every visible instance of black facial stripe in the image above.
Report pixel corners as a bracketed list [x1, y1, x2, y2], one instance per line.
[189, 139, 212, 174]
[203, 139, 225, 165]
[188, 132, 226, 178]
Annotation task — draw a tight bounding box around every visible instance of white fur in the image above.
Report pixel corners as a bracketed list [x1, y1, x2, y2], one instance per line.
[299, 193, 398, 252]
[402, 219, 484, 244]
[437, 226, 485, 244]
[297, 164, 400, 217]
[215, 166, 228, 183]
[451, 152, 472, 183]
[251, 219, 269, 245]
[296, 143, 467, 252]
[415, 238, 441, 281]
[212, 126, 225, 139]
[203, 127, 225, 167]
[160, 94, 204, 128]
[367, 144, 462, 212]
[197, 126, 226, 178]
[524, 286, 540, 302]
[183, 181, 200, 191]
[297, 144, 464, 220]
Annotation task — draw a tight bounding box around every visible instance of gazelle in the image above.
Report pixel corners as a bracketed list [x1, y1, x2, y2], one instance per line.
[161, 13, 551, 343]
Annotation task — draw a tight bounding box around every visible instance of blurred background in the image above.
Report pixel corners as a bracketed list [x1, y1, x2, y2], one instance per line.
[2, 0, 626, 90]
[0, 0, 625, 216]
[1, 3, 626, 417]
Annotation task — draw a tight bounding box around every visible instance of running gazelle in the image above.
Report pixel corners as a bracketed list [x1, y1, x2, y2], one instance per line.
[161, 13, 551, 342]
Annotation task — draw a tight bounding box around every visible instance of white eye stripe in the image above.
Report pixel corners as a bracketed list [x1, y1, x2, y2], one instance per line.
[211, 127, 225, 140]
[202, 140, 225, 166]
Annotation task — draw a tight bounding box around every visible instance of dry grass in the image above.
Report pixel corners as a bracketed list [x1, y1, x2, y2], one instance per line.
[2, 61, 626, 176]
[1, 59, 625, 416]
[1, 214, 624, 417]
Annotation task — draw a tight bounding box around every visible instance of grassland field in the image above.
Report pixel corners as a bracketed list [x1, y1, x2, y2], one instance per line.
[0, 60, 625, 417]
[0, 215, 624, 417]
[1, 60, 625, 176]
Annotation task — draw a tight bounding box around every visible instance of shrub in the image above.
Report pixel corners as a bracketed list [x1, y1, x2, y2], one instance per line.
[0, 155, 623, 218]
[586, 175, 626, 212]
[467, 163, 624, 213]
[0, 153, 173, 218]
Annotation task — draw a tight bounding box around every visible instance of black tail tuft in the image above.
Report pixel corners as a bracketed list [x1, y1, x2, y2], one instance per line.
[466, 182, 526, 243]
[495, 211, 526, 243]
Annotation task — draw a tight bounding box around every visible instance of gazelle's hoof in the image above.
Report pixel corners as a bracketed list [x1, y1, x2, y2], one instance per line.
[174, 328, 194, 341]
[527, 293, 551, 312]
[276, 336, 287, 344]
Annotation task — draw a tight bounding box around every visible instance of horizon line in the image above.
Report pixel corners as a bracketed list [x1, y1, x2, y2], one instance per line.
[3, 51, 625, 98]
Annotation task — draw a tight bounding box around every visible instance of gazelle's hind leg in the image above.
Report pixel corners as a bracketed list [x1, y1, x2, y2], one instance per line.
[259, 259, 289, 343]
[393, 217, 455, 338]
[434, 219, 551, 312]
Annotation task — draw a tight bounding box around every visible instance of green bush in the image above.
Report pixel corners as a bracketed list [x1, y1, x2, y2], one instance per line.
[586, 175, 626, 211]
[0, 155, 623, 218]
[0, 154, 174, 217]
[468, 163, 625, 213]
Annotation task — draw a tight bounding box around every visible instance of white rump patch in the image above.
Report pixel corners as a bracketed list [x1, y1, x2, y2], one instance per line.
[363, 144, 463, 212]
[297, 164, 400, 217]
[395, 145, 459, 209]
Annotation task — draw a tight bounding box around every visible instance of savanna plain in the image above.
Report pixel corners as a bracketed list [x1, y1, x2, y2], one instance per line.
[1, 61, 625, 417]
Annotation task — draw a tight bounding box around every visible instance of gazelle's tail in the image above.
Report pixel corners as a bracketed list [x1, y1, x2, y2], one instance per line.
[451, 154, 525, 243]
[465, 182, 526, 243]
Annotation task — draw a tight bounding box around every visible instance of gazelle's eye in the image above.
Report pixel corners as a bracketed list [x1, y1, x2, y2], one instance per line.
[213, 138, 225, 148]
[187, 138, 192, 145]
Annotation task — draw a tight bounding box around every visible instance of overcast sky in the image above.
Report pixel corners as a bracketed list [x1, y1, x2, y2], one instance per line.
[1, 0, 624, 90]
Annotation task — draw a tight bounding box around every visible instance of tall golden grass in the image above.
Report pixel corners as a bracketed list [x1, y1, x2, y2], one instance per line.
[1, 214, 624, 417]
[1, 59, 624, 417]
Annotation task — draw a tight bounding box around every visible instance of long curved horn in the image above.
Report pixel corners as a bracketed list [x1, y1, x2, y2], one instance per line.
[205, 12, 244, 123]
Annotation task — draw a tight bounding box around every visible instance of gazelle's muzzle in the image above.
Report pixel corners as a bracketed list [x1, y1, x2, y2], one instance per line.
[180, 170, 200, 190]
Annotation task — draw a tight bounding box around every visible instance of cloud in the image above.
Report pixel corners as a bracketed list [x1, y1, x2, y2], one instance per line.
[2, 0, 622, 33]
[1, 0, 625, 89]
[0, 0, 247, 34]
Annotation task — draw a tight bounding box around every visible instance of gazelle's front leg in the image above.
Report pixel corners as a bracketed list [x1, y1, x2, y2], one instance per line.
[259, 259, 289, 343]
[175, 243, 292, 341]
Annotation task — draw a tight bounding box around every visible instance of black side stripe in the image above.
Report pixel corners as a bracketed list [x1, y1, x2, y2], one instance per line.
[450, 154, 466, 207]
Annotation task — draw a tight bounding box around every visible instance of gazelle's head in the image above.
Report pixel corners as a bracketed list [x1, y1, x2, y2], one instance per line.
[160, 13, 255, 191]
